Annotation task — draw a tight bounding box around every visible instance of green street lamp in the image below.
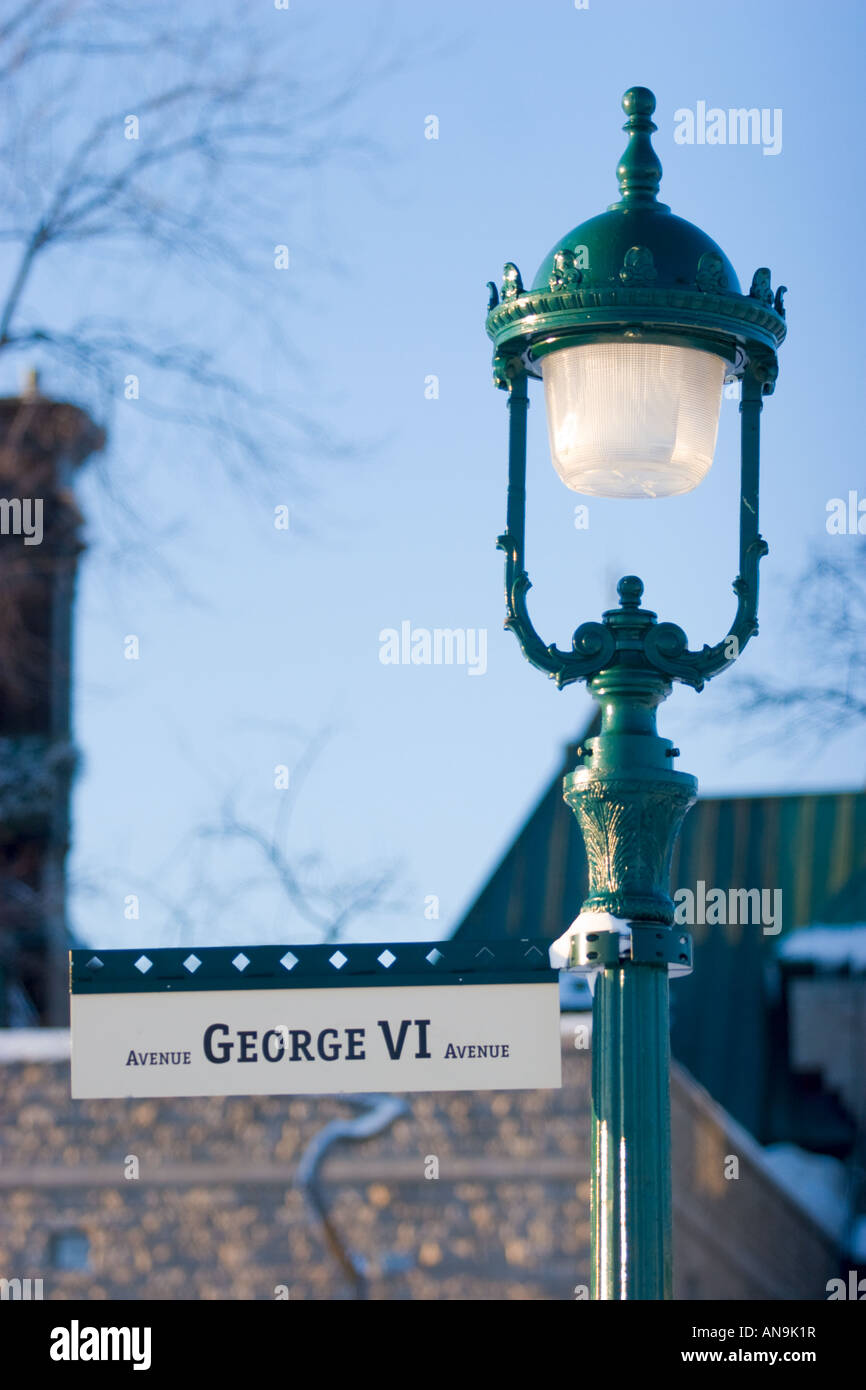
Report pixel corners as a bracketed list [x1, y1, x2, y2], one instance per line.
[485, 87, 786, 1300]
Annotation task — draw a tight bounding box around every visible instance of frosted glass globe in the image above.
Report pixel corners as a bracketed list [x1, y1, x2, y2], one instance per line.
[540, 341, 727, 498]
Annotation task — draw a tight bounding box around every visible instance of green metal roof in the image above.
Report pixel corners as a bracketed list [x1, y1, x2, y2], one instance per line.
[453, 736, 866, 1140]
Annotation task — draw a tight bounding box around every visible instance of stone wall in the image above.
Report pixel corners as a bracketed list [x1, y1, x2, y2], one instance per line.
[0, 1030, 840, 1300]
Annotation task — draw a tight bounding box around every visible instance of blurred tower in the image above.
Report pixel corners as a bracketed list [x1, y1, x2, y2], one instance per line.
[0, 375, 103, 1025]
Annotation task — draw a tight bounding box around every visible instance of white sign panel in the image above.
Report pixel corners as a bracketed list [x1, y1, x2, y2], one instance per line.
[70, 982, 562, 1098]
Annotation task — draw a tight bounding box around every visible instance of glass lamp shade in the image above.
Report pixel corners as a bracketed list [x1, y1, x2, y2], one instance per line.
[540, 341, 727, 498]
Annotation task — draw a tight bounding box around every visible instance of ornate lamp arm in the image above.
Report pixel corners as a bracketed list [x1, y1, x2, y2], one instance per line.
[642, 353, 775, 691]
[496, 351, 778, 694]
[495, 365, 616, 688]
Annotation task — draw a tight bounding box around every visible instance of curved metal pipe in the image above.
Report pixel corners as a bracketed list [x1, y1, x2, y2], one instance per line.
[295, 1093, 409, 1300]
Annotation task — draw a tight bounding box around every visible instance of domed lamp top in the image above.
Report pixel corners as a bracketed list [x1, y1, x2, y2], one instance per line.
[531, 87, 741, 301]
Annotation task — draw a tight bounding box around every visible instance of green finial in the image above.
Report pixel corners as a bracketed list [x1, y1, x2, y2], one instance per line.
[611, 87, 669, 211]
[617, 575, 644, 609]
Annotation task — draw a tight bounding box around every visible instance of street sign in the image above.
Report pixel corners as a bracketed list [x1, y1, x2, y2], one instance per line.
[69, 940, 562, 1098]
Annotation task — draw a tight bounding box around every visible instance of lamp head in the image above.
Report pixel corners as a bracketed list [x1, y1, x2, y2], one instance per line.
[486, 87, 786, 498]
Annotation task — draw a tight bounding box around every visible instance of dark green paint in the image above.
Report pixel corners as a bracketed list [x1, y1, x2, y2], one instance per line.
[485, 86, 787, 1300]
[563, 590, 699, 922]
[591, 962, 673, 1300]
[70, 941, 557, 994]
[611, 86, 666, 209]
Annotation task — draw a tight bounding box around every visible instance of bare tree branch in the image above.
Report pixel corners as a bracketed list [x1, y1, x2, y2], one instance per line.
[733, 538, 866, 744]
[75, 730, 408, 946]
[0, 0, 402, 476]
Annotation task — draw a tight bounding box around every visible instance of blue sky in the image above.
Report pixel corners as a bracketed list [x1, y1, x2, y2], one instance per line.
[3, 0, 862, 952]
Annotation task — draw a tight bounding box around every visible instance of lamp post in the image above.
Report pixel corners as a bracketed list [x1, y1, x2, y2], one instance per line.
[485, 87, 786, 1300]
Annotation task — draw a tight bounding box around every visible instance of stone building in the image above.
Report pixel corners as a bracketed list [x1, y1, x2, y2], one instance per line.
[0, 1026, 843, 1301]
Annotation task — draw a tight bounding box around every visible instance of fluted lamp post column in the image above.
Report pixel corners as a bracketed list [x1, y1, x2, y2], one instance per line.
[484, 88, 786, 1299]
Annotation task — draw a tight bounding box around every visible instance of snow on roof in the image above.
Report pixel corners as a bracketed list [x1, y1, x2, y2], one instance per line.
[0, 1028, 70, 1062]
[777, 924, 866, 971]
[761, 1143, 850, 1243]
